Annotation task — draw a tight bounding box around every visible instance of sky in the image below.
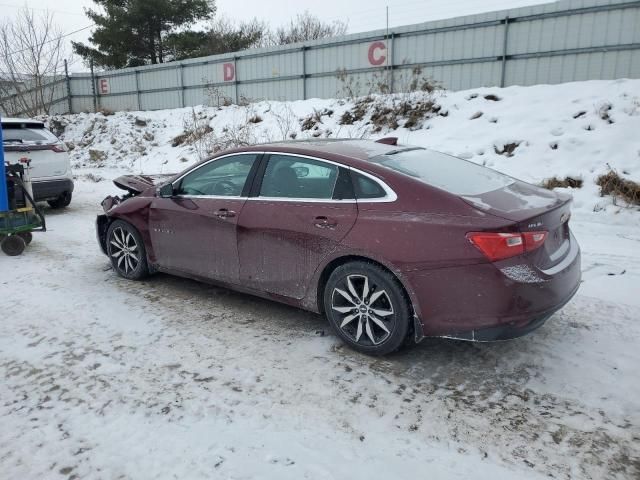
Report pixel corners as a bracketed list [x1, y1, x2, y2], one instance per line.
[2, 0, 554, 70]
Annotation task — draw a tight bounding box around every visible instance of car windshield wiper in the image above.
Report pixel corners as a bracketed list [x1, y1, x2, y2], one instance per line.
[2, 139, 24, 144]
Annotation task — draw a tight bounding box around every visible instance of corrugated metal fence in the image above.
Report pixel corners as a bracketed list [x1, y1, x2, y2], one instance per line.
[3, 0, 640, 115]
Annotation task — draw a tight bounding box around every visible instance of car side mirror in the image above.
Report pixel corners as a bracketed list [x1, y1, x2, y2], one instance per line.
[158, 183, 175, 198]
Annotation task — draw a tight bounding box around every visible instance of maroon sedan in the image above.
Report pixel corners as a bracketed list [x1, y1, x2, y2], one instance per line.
[96, 139, 581, 355]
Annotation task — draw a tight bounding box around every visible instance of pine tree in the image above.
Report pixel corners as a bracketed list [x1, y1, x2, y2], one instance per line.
[73, 0, 215, 68]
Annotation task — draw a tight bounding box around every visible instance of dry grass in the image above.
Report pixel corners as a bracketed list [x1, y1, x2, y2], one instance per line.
[541, 176, 583, 189]
[301, 108, 334, 131]
[339, 95, 440, 132]
[171, 125, 213, 147]
[596, 169, 640, 206]
[494, 142, 520, 157]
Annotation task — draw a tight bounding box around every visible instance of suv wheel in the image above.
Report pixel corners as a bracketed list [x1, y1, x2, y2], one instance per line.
[47, 191, 72, 209]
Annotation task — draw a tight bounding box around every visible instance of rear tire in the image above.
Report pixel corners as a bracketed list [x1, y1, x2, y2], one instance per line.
[1, 235, 26, 256]
[323, 261, 411, 356]
[47, 191, 72, 209]
[106, 220, 149, 280]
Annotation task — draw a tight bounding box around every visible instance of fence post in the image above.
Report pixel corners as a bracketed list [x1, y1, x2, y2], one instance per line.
[500, 16, 510, 88]
[301, 46, 307, 100]
[179, 63, 185, 107]
[135, 70, 141, 110]
[233, 56, 239, 104]
[64, 59, 72, 114]
[389, 32, 395, 93]
[90, 59, 98, 112]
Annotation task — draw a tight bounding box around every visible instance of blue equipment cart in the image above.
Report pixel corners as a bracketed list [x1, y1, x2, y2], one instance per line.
[1, 117, 46, 256]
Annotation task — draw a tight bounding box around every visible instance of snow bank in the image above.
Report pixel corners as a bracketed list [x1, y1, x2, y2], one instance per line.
[46, 79, 640, 219]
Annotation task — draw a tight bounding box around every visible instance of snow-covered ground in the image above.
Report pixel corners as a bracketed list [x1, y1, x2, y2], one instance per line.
[1, 80, 639, 479]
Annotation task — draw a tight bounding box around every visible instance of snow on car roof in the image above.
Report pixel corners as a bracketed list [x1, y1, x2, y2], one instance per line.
[255, 138, 403, 161]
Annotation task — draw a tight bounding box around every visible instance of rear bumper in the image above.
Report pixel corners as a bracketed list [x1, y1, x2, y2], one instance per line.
[32, 178, 74, 201]
[408, 236, 581, 340]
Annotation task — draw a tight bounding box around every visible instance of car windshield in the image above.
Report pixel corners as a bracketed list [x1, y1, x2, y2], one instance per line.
[371, 148, 515, 196]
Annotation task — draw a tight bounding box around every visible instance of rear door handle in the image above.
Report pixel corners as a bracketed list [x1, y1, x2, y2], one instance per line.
[215, 208, 236, 218]
[314, 216, 337, 229]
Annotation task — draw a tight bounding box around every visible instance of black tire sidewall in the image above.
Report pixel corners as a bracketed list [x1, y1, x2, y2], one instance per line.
[323, 261, 411, 355]
[1, 235, 26, 256]
[106, 220, 148, 280]
[47, 192, 72, 209]
[18, 232, 33, 245]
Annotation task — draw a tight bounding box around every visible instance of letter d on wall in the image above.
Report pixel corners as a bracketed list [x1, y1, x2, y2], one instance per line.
[223, 63, 235, 81]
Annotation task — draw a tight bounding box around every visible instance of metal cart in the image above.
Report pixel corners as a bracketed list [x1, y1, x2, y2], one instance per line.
[1, 120, 46, 256]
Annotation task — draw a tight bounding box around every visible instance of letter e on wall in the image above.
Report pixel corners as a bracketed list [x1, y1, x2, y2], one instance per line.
[99, 78, 110, 95]
[223, 63, 235, 81]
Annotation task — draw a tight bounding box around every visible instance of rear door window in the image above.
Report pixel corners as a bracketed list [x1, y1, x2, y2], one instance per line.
[371, 148, 514, 196]
[259, 155, 338, 199]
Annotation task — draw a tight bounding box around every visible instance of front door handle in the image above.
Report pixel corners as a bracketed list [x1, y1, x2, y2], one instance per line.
[314, 216, 337, 229]
[215, 208, 236, 218]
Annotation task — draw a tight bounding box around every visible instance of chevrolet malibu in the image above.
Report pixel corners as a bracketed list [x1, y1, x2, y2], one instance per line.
[96, 139, 581, 355]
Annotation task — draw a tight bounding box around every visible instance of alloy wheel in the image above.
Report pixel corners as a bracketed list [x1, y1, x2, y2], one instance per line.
[109, 227, 140, 274]
[331, 274, 395, 346]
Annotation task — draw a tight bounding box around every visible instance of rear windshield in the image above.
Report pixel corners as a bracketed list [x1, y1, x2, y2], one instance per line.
[371, 148, 514, 196]
[2, 125, 52, 144]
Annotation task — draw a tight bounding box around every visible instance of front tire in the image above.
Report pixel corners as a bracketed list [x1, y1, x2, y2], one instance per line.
[323, 261, 411, 355]
[106, 220, 149, 280]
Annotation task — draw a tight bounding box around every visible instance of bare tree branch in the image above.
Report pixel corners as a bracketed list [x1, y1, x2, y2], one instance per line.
[0, 7, 68, 116]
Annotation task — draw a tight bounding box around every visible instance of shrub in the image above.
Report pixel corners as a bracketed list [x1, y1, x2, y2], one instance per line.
[541, 176, 583, 189]
[596, 169, 640, 206]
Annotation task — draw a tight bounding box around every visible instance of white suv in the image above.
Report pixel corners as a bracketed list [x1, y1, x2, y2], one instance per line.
[2, 117, 74, 208]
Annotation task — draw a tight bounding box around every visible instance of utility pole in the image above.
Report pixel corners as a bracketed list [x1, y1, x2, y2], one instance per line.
[386, 6, 391, 92]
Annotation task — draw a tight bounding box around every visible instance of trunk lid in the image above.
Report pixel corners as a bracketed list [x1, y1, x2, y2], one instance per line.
[462, 181, 573, 270]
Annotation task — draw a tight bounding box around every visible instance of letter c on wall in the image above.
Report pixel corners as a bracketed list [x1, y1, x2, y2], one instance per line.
[368, 41, 387, 66]
[223, 63, 235, 81]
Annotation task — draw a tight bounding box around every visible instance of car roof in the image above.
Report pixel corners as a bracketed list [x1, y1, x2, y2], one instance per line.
[247, 138, 415, 162]
[1, 117, 45, 127]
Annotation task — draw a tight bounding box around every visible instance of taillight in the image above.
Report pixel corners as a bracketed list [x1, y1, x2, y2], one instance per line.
[522, 231, 548, 252]
[467, 231, 547, 261]
[50, 144, 66, 153]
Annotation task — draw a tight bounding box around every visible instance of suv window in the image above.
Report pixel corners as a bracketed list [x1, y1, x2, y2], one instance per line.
[2, 125, 52, 144]
[260, 155, 338, 199]
[176, 154, 258, 197]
